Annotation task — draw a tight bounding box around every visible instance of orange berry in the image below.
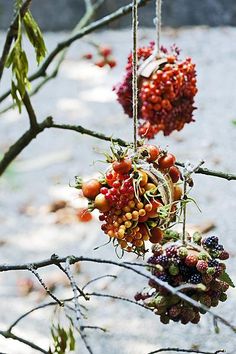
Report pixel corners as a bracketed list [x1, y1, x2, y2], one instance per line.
[125, 213, 132, 220]
[134, 239, 144, 247]
[145, 204, 152, 212]
[132, 211, 139, 220]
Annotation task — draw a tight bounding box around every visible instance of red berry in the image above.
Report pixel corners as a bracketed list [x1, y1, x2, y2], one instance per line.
[185, 254, 198, 267]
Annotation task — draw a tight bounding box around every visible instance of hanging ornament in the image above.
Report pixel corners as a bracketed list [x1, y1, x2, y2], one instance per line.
[75, 144, 182, 256]
[114, 42, 197, 139]
[135, 230, 233, 324]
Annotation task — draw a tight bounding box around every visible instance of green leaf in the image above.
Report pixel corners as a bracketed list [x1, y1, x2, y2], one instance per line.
[23, 11, 47, 64]
[232, 120, 236, 125]
[219, 271, 235, 288]
[69, 326, 76, 351]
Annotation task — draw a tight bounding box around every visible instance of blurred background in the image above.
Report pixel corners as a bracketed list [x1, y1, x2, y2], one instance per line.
[1, 0, 236, 30]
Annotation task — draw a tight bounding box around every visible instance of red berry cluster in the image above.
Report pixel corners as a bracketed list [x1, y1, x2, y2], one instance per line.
[83, 45, 116, 69]
[75, 144, 182, 255]
[135, 231, 232, 324]
[114, 43, 197, 139]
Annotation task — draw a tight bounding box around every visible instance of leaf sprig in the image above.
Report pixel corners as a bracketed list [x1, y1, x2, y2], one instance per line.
[5, 2, 46, 112]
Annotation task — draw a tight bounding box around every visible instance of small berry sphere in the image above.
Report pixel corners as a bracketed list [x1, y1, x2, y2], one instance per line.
[114, 43, 197, 139]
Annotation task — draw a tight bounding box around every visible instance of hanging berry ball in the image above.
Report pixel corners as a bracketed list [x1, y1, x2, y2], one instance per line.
[75, 144, 182, 256]
[135, 230, 233, 324]
[114, 43, 197, 139]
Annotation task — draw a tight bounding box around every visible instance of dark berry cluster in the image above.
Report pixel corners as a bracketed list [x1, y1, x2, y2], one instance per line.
[135, 231, 232, 324]
[114, 43, 197, 139]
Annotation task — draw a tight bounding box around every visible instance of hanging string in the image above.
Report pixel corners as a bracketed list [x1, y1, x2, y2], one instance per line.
[155, 0, 162, 57]
[132, 0, 138, 152]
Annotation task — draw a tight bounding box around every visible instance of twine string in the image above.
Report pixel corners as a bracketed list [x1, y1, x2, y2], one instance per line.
[132, 0, 138, 152]
[155, 0, 162, 57]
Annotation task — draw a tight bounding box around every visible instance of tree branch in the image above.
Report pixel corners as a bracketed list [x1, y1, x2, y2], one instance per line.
[0, 0, 151, 104]
[0, 255, 235, 334]
[0, 330, 48, 354]
[0, 116, 52, 177]
[22, 91, 38, 128]
[0, 0, 32, 83]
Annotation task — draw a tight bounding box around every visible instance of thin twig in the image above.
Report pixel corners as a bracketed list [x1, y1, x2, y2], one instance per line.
[0, 0, 151, 104]
[82, 274, 117, 291]
[64, 258, 94, 354]
[0, 0, 32, 83]
[28, 264, 63, 306]
[147, 348, 225, 354]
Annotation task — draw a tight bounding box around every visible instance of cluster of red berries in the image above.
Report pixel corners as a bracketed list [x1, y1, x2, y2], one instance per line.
[76, 144, 182, 255]
[114, 42, 197, 139]
[83, 45, 116, 69]
[135, 231, 232, 324]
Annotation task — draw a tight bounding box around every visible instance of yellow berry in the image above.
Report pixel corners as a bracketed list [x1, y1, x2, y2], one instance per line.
[117, 217, 123, 224]
[122, 215, 127, 222]
[139, 209, 146, 216]
[145, 204, 152, 212]
[118, 229, 125, 239]
[128, 200, 135, 208]
[123, 206, 130, 213]
[134, 239, 144, 247]
[115, 210, 122, 215]
[114, 222, 119, 228]
[132, 211, 139, 220]
[125, 212, 132, 220]
[124, 221, 132, 228]
[142, 233, 149, 241]
[136, 202, 144, 209]
[134, 232, 142, 240]
[108, 230, 114, 237]
[119, 224, 126, 230]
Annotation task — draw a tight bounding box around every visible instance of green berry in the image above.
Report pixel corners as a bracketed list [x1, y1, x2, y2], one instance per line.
[219, 293, 227, 302]
[193, 231, 202, 244]
[207, 267, 215, 275]
[169, 264, 179, 276]
[178, 247, 188, 258]
[198, 252, 209, 261]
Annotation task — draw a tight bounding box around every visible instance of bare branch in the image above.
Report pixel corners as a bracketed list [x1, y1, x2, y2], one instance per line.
[0, 255, 235, 334]
[0, 0, 32, 82]
[82, 274, 117, 291]
[0, 116, 52, 177]
[147, 348, 225, 354]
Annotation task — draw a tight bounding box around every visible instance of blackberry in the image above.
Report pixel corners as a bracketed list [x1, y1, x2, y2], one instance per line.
[156, 255, 169, 267]
[219, 250, 229, 260]
[202, 236, 219, 248]
[179, 264, 191, 280]
[216, 244, 224, 251]
[188, 273, 202, 284]
[157, 274, 170, 282]
[208, 259, 219, 267]
[147, 256, 157, 264]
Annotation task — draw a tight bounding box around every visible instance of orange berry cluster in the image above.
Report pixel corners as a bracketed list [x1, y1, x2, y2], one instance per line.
[76, 144, 182, 255]
[114, 43, 197, 139]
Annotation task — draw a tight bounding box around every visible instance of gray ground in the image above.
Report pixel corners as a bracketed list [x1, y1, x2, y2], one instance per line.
[0, 27, 236, 354]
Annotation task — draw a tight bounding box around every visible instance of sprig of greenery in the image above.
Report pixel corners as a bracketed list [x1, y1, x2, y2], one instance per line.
[5, 2, 46, 112]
